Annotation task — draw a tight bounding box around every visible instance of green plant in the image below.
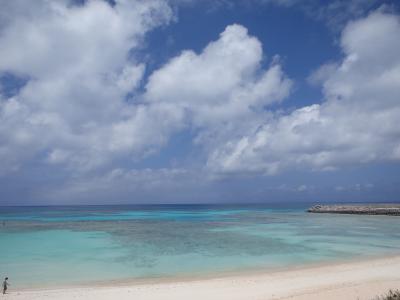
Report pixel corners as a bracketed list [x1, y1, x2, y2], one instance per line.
[372, 290, 400, 300]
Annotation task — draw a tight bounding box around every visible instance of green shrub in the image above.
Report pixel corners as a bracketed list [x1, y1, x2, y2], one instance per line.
[373, 290, 400, 300]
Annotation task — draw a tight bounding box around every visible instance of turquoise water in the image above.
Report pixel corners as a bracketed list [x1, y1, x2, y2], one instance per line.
[0, 204, 399, 288]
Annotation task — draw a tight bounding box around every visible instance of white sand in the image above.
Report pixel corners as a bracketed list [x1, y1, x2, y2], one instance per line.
[6, 255, 400, 300]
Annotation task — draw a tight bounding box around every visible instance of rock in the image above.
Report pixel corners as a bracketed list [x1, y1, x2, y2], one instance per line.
[307, 204, 400, 216]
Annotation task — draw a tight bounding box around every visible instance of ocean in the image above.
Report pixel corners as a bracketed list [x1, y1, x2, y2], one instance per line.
[0, 204, 399, 288]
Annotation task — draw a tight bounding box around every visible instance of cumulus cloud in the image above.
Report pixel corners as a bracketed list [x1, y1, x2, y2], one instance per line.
[38, 167, 197, 204]
[0, 0, 177, 173]
[0, 1, 291, 176]
[207, 11, 400, 175]
[146, 24, 292, 147]
[1, 1, 399, 203]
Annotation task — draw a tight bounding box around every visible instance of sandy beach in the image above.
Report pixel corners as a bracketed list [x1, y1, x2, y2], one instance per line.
[5, 255, 400, 300]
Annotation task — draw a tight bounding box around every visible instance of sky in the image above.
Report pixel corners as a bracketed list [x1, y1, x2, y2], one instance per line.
[0, 0, 400, 205]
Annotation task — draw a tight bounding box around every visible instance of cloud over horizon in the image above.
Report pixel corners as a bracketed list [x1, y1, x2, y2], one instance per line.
[207, 11, 400, 175]
[0, 0, 399, 204]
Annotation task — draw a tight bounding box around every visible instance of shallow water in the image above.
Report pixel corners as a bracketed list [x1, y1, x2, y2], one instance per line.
[0, 204, 399, 288]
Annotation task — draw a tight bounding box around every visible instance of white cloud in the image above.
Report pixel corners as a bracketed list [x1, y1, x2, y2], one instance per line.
[207, 11, 400, 175]
[145, 24, 292, 147]
[0, 2, 292, 176]
[0, 0, 170, 78]
[36, 167, 204, 204]
[1, 1, 399, 204]
[0, 0, 176, 173]
[335, 183, 375, 192]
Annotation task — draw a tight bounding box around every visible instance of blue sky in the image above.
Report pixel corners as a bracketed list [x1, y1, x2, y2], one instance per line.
[0, 0, 400, 205]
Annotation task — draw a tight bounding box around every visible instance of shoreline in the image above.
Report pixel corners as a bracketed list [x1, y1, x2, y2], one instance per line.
[15, 251, 400, 290]
[8, 253, 400, 300]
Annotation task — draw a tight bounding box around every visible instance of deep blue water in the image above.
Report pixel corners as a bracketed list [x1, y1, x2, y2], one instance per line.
[0, 204, 399, 288]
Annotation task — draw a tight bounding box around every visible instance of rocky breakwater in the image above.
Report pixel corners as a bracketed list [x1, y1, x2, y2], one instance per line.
[308, 204, 400, 216]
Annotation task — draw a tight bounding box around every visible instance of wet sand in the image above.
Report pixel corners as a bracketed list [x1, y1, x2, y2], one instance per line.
[5, 254, 400, 300]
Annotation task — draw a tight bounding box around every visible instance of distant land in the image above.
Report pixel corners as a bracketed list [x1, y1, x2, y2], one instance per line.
[308, 204, 400, 216]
